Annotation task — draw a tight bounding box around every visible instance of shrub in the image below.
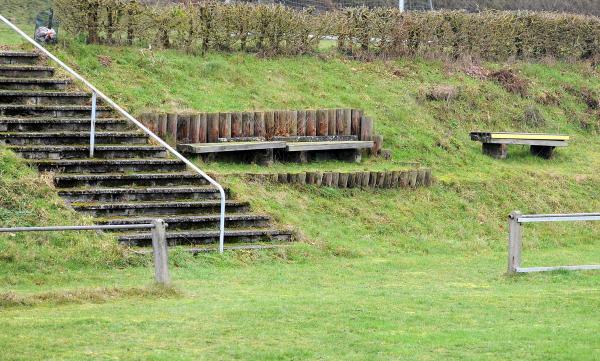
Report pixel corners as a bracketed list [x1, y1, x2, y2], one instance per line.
[54, 1, 600, 61]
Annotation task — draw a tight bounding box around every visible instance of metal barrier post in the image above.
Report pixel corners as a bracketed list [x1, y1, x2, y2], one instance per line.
[151, 219, 170, 285]
[89, 92, 97, 158]
[508, 211, 522, 274]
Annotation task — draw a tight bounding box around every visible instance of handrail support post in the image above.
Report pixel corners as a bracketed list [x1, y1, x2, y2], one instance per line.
[89, 92, 97, 158]
[508, 211, 523, 274]
[151, 219, 171, 285]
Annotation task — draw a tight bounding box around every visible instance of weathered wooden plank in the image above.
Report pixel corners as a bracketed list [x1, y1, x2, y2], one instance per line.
[360, 116, 373, 141]
[286, 141, 374, 152]
[288, 110, 298, 136]
[189, 114, 200, 143]
[338, 173, 349, 188]
[207, 113, 220, 143]
[328, 109, 337, 135]
[297, 110, 306, 136]
[306, 110, 317, 137]
[177, 114, 191, 143]
[254, 112, 266, 138]
[231, 112, 243, 138]
[178, 141, 288, 154]
[322, 172, 333, 187]
[316, 109, 329, 136]
[264, 111, 275, 140]
[158, 113, 168, 138]
[351, 109, 362, 136]
[219, 112, 232, 140]
[336, 109, 345, 135]
[167, 113, 178, 141]
[242, 112, 254, 137]
[343, 109, 352, 136]
[198, 113, 207, 143]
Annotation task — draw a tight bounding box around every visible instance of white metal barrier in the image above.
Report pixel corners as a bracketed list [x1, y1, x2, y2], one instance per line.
[0, 14, 227, 253]
[508, 211, 600, 274]
[0, 220, 171, 284]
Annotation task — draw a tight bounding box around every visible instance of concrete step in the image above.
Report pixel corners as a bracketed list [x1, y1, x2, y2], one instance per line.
[0, 52, 39, 65]
[0, 131, 148, 145]
[0, 104, 113, 117]
[0, 91, 92, 105]
[9, 145, 166, 159]
[54, 172, 211, 188]
[0, 65, 54, 78]
[98, 214, 272, 231]
[58, 186, 223, 202]
[29, 158, 186, 173]
[0, 117, 130, 132]
[0, 77, 71, 90]
[72, 200, 250, 217]
[118, 228, 293, 247]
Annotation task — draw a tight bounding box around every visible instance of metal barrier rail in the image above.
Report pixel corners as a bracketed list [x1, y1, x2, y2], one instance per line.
[508, 211, 600, 274]
[0, 220, 171, 284]
[0, 14, 226, 253]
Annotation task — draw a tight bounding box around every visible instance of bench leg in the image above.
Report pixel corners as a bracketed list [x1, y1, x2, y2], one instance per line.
[530, 145, 555, 159]
[482, 143, 507, 159]
[287, 151, 308, 163]
[251, 149, 274, 166]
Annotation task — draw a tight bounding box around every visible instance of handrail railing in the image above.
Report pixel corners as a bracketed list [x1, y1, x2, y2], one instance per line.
[0, 14, 226, 253]
[0, 220, 171, 284]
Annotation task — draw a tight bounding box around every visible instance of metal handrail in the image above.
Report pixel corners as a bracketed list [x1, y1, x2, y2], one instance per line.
[0, 14, 226, 253]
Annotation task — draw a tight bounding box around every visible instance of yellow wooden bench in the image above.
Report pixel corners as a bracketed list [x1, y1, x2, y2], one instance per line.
[470, 132, 570, 159]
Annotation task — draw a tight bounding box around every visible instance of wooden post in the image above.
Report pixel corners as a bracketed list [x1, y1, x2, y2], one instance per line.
[322, 172, 333, 187]
[231, 112, 243, 138]
[317, 109, 329, 136]
[255, 112, 266, 138]
[372, 135, 383, 156]
[207, 113, 219, 143]
[242, 112, 255, 137]
[151, 219, 170, 286]
[343, 109, 352, 136]
[177, 114, 190, 143]
[219, 112, 232, 140]
[297, 110, 306, 136]
[265, 111, 275, 140]
[361, 171, 370, 188]
[167, 113, 178, 141]
[508, 211, 523, 274]
[331, 172, 339, 187]
[351, 109, 362, 136]
[158, 113, 168, 138]
[360, 116, 373, 141]
[328, 109, 337, 135]
[338, 173, 349, 188]
[336, 109, 345, 135]
[306, 110, 317, 136]
[149, 113, 159, 134]
[190, 114, 201, 143]
[288, 110, 298, 136]
[198, 113, 208, 143]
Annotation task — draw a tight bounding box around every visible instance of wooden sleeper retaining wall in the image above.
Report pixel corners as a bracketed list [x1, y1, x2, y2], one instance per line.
[139, 109, 375, 144]
[230, 169, 433, 189]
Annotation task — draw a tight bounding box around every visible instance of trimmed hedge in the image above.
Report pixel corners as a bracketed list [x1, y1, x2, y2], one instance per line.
[54, 0, 600, 61]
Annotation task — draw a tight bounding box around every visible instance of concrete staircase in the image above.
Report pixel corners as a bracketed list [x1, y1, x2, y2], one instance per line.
[0, 51, 293, 251]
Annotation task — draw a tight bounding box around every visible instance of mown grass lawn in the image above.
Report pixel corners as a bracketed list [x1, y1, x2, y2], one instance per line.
[0, 30, 599, 360]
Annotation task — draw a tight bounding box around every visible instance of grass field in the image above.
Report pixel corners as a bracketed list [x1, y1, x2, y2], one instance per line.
[0, 30, 599, 360]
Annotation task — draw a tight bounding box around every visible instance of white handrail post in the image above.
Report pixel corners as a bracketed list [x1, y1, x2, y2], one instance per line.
[219, 188, 226, 253]
[152, 219, 170, 285]
[508, 211, 523, 274]
[89, 92, 97, 158]
[399, 0, 405, 12]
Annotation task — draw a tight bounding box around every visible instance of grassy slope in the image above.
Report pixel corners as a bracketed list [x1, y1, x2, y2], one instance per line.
[0, 33, 599, 360]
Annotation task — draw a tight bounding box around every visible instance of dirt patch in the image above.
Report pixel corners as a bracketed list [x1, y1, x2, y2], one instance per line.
[463, 64, 489, 79]
[97, 55, 113, 67]
[426, 85, 460, 101]
[563, 85, 599, 110]
[489, 69, 529, 97]
[535, 91, 561, 106]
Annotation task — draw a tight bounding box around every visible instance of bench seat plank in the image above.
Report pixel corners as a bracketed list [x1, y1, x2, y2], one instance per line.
[490, 133, 570, 141]
[286, 141, 374, 152]
[486, 139, 568, 147]
[178, 141, 287, 154]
